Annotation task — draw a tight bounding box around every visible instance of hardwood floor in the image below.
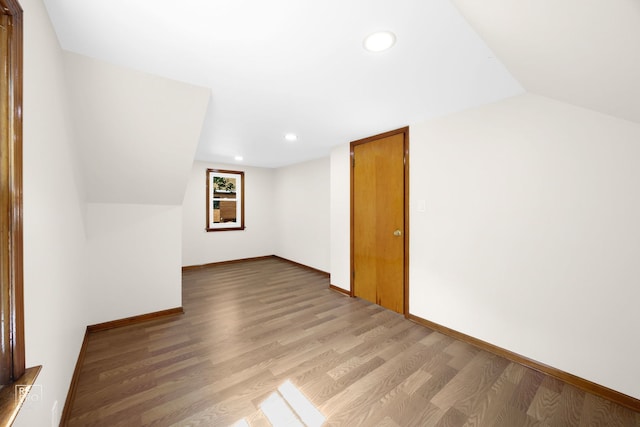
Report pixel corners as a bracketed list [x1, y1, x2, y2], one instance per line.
[66, 257, 640, 426]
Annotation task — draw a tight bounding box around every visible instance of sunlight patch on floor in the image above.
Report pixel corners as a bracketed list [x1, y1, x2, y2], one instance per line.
[276, 380, 325, 427]
[261, 392, 304, 426]
[233, 380, 326, 427]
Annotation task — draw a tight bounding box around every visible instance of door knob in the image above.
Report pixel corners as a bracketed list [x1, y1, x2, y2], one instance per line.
[393, 229, 402, 237]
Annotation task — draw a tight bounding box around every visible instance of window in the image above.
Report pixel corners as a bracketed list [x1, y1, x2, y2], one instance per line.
[206, 169, 245, 231]
[1, 0, 41, 423]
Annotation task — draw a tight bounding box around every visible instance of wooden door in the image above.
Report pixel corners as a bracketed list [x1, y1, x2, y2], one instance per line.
[352, 129, 407, 314]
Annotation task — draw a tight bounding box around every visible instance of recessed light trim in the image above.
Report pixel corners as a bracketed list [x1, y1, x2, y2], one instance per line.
[284, 133, 298, 142]
[234, 155, 243, 161]
[363, 31, 396, 52]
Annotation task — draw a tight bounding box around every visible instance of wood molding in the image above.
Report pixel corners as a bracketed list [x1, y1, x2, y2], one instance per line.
[87, 307, 184, 333]
[182, 255, 330, 278]
[407, 314, 640, 412]
[59, 330, 90, 426]
[205, 169, 245, 232]
[329, 284, 351, 296]
[0, 5, 44, 424]
[62, 307, 184, 425]
[182, 256, 274, 271]
[403, 129, 410, 319]
[1, 0, 25, 385]
[0, 365, 41, 426]
[272, 256, 329, 277]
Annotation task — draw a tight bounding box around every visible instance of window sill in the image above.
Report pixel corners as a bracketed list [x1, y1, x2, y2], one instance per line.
[0, 366, 42, 426]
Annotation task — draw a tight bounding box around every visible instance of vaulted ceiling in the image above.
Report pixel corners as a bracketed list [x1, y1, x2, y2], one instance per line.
[42, 0, 638, 169]
[452, 0, 640, 124]
[64, 52, 210, 204]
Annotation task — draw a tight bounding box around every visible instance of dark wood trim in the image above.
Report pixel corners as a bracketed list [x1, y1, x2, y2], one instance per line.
[8, 0, 25, 383]
[87, 307, 184, 333]
[350, 127, 410, 147]
[350, 127, 410, 315]
[182, 256, 274, 271]
[183, 255, 330, 278]
[272, 256, 329, 277]
[205, 166, 211, 229]
[402, 129, 410, 318]
[59, 330, 90, 426]
[329, 284, 351, 296]
[0, 4, 42, 425]
[62, 307, 183, 425]
[0, 365, 41, 426]
[205, 227, 246, 232]
[1, 0, 25, 386]
[350, 142, 354, 298]
[205, 168, 246, 232]
[407, 314, 640, 412]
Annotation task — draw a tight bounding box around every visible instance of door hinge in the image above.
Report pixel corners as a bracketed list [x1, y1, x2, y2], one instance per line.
[352, 156, 355, 167]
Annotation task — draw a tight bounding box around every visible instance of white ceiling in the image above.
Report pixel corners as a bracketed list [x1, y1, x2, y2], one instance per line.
[42, 0, 523, 168]
[452, 0, 640, 125]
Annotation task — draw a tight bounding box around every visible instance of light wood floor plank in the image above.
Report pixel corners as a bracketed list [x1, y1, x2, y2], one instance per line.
[65, 257, 640, 426]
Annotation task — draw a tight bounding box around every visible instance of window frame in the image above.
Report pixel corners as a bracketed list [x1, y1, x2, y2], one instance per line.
[1, 0, 25, 386]
[0, 1, 41, 424]
[205, 169, 245, 232]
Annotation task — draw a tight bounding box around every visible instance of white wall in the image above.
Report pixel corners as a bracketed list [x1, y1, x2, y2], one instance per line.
[329, 144, 351, 290]
[182, 161, 276, 266]
[409, 93, 640, 399]
[329, 93, 640, 400]
[182, 159, 333, 271]
[17, 2, 198, 425]
[17, 0, 88, 425]
[85, 204, 183, 324]
[273, 157, 330, 272]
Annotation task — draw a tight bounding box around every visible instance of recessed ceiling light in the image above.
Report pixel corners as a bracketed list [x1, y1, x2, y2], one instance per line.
[363, 31, 396, 52]
[234, 155, 243, 161]
[284, 133, 298, 142]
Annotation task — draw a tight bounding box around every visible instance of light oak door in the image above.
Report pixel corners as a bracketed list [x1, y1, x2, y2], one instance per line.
[351, 129, 407, 314]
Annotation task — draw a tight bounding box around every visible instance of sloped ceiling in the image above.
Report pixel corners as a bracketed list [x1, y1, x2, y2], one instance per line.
[452, 0, 640, 124]
[43, 0, 523, 168]
[64, 52, 210, 204]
